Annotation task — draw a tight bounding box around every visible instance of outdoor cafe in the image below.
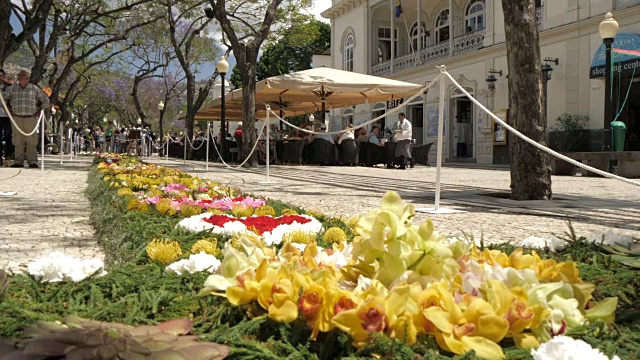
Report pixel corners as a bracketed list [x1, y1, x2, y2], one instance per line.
[167, 67, 433, 167]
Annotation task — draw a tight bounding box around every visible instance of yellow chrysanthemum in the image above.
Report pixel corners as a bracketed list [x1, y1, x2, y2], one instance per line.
[191, 238, 221, 256]
[283, 230, 317, 245]
[281, 208, 299, 216]
[117, 188, 134, 198]
[180, 204, 202, 217]
[155, 198, 178, 216]
[103, 175, 111, 181]
[231, 231, 266, 251]
[146, 239, 182, 265]
[207, 208, 225, 215]
[322, 227, 347, 246]
[232, 203, 254, 218]
[254, 205, 276, 217]
[126, 199, 148, 212]
[306, 209, 325, 218]
[346, 216, 360, 230]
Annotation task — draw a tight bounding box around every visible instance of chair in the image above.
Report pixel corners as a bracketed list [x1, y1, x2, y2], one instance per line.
[411, 142, 434, 167]
[362, 142, 387, 166]
[311, 138, 335, 165]
[339, 139, 358, 166]
[358, 142, 369, 166]
[283, 140, 306, 164]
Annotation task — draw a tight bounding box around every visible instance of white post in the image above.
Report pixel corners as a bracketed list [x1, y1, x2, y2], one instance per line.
[60, 120, 64, 164]
[435, 67, 447, 210]
[183, 132, 187, 165]
[68, 128, 73, 161]
[205, 122, 210, 170]
[141, 135, 146, 157]
[448, 0, 454, 57]
[165, 133, 169, 161]
[265, 105, 271, 183]
[40, 112, 45, 171]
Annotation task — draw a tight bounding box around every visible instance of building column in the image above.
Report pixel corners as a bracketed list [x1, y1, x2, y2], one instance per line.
[391, 0, 395, 73]
[484, 0, 494, 46]
[366, 1, 371, 74]
[448, 0, 454, 57]
[417, 0, 422, 54]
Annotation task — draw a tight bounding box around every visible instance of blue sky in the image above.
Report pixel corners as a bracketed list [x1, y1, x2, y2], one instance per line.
[8, 0, 332, 83]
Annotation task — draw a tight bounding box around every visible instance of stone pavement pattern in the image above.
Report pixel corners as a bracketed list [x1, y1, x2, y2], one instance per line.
[158, 159, 640, 245]
[0, 157, 103, 273]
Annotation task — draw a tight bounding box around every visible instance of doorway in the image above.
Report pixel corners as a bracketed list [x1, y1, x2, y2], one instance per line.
[449, 98, 474, 159]
[617, 77, 640, 151]
[409, 103, 424, 145]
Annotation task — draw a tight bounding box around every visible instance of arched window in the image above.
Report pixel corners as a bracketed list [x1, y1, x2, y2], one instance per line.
[435, 9, 450, 43]
[465, 0, 485, 32]
[409, 21, 428, 51]
[377, 41, 390, 63]
[344, 33, 354, 72]
[342, 108, 354, 128]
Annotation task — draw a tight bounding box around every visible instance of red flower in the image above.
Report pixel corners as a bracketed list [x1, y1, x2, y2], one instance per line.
[203, 215, 312, 235]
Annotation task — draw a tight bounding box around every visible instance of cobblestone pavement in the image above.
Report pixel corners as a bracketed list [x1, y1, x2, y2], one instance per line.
[0, 156, 103, 273]
[154, 158, 640, 245]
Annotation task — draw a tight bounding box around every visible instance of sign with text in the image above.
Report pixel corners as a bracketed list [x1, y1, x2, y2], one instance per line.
[590, 33, 640, 78]
[387, 98, 405, 109]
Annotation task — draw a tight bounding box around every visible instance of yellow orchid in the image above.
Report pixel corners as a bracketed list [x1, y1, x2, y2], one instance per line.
[332, 296, 388, 344]
[384, 283, 422, 344]
[420, 283, 508, 360]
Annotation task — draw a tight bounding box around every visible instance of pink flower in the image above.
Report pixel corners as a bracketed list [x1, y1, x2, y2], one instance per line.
[164, 183, 189, 194]
[145, 196, 162, 205]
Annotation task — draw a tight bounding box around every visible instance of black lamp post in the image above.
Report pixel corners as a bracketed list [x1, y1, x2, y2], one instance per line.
[217, 56, 229, 159]
[599, 12, 619, 150]
[486, 69, 502, 92]
[541, 57, 558, 119]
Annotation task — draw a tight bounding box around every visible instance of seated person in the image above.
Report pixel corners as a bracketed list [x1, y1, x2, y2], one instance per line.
[314, 124, 335, 144]
[356, 127, 369, 142]
[337, 124, 355, 145]
[368, 126, 385, 147]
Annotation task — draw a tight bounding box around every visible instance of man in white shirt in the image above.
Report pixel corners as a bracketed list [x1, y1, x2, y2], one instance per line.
[393, 112, 412, 169]
[337, 124, 355, 145]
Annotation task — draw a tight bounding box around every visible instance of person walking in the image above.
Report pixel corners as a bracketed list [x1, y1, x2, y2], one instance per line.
[2, 71, 50, 168]
[393, 112, 412, 170]
[0, 69, 14, 162]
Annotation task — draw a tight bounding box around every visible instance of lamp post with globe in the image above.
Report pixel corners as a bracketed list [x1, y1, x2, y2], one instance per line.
[599, 12, 619, 150]
[217, 56, 229, 159]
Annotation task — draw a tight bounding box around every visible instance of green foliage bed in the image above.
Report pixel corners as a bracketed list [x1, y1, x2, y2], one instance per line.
[0, 163, 638, 360]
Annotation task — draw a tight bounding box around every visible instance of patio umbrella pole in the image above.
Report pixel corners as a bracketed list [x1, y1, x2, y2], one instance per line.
[60, 120, 64, 164]
[206, 122, 210, 170]
[265, 105, 271, 183]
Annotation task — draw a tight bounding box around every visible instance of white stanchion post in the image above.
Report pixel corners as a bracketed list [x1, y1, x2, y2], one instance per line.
[68, 129, 73, 161]
[165, 133, 169, 161]
[434, 69, 445, 210]
[416, 68, 465, 215]
[141, 136, 146, 157]
[205, 122, 210, 171]
[183, 133, 187, 165]
[40, 113, 45, 171]
[266, 106, 271, 183]
[60, 120, 64, 164]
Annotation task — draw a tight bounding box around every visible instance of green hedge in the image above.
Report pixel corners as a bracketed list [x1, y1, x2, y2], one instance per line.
[0, 162, 639, 360]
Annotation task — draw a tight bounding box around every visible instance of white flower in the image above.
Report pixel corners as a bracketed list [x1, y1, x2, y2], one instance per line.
[314, 248, 348, 268]
[27, 252, 106, 283]
[165, 252, 221, 275]
[531, 336, 620, 360]
[521, 235, 567, 252]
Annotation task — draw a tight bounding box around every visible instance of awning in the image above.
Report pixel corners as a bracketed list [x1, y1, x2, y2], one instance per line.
[591, 33, 640, 78]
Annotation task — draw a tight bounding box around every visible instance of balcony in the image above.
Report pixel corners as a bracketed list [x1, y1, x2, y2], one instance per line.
[370, 30, 484, 77]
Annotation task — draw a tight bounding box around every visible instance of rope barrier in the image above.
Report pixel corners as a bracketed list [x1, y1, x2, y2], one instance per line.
[210, 116, 267, 169]
[268, 76, 440, 136]
[0, 92, 46, 137]
[441, 68, 640, 187]
[185, 134, 207, 150]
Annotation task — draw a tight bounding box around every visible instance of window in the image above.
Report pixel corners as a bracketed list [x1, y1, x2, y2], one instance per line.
[435, 9, 450, 43]
[465, 1, 485, 32]
[342, 108, 354, 128]
[377, 26, 398, 63]
[409, 21, 428, 51]
[344, 33, 354, 72]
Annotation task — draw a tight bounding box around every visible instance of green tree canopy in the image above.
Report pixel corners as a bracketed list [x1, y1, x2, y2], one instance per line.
[230, 18, 330, 89]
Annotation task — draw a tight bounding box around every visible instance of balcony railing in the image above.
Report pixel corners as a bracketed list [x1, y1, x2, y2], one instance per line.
[453, 30, 485, 56]
[370, 30, 484, 77]
[616, 0, 640, 9]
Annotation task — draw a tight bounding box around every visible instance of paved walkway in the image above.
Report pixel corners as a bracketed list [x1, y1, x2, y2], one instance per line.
[154, 158, 640, 245]
[0, 156, 103, 273]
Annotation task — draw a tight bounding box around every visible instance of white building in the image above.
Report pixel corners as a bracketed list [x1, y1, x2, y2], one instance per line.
[320, 0, 640, 164]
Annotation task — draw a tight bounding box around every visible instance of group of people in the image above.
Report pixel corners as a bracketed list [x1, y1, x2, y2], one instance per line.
[70, 126, 155, 155]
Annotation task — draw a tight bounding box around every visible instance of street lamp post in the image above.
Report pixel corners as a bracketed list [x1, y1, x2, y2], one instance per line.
[158, 101, 165, 141]
[541, 57, 558, 121]
[599, 12, 619, 150]
[217, 56, 229, 160]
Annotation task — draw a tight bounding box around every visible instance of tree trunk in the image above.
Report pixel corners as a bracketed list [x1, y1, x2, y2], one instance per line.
[0, 0, 11, 65]
[239, 50, 258, 167]
[501, 0, 552, 200]
[184, 74, 196, 160]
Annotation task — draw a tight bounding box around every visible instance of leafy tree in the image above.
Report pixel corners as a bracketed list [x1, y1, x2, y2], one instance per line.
[501, 0, 552, 200]
[229, 18, 329, 90]
[206, 0, 312, 166]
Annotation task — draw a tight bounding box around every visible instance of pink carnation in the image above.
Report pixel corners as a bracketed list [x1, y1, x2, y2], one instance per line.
[164, 183, 189, 194]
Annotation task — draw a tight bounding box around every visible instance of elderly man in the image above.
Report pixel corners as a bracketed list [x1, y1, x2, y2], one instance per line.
[393, 112, 412, 169]
[2, 71, 50, 168]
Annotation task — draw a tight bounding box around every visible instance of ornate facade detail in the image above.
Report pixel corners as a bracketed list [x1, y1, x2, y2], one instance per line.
[453, 30, 486, 56]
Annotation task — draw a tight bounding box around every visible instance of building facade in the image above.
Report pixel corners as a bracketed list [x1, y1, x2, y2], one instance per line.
[321, 0, 640, 164]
